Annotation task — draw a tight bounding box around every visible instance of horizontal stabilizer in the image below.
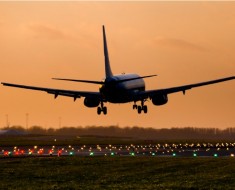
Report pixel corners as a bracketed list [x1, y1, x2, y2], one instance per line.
[52, 75, 157, 85]
[52, 78, 104, 85]
[116, 75, 157, 84]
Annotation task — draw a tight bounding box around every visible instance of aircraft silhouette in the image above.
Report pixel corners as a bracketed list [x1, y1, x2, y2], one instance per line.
[2, 26, 235, 115]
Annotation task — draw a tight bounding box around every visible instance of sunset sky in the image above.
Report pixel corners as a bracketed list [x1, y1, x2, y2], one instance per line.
[0, 1, 234, 129]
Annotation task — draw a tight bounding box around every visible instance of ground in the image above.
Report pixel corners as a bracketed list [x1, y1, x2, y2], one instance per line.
[1, 156, 235, 190]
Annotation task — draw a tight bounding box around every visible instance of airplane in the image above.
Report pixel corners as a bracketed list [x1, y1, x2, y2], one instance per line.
[2, 25, 235, 115]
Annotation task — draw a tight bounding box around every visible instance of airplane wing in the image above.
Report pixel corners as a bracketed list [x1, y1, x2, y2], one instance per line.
[140, 76, 235, 99]
[1, 82, 101, 101]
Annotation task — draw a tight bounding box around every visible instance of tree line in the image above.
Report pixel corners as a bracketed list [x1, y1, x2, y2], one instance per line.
[1, 125, 235, 140]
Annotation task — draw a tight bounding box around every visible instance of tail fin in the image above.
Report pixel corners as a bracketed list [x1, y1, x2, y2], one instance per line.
[103, 25, 113, 78]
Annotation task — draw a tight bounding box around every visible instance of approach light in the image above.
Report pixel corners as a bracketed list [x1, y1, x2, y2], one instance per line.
[38, 149, 44, 154]
[4, 151, 9, 156]
[49, 150, 53, 155]
[57, 150, 62, 156]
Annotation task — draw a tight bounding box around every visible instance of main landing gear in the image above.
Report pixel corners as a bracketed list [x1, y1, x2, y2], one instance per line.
[97, 102, 107, 115]
[133, 100, 148, 114]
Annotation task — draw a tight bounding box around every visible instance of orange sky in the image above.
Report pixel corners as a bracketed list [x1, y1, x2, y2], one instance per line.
[0, 1, 234, 129]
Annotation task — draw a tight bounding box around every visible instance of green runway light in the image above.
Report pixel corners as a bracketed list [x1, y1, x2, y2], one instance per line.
[111, 152, 114, 156]
[193, 153, 197, 157]
[152, 153, 155, 156]
[131, 152, 135, 156]
[90, 152, 94, 156]
[172, 153, 176, 157]
[214, 154, 218, 157]
[69, 152, 74, 155]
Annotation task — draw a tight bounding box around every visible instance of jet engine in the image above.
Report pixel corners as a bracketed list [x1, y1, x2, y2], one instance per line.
[84, 97, 100, 107]
[151, 94, 168, 106]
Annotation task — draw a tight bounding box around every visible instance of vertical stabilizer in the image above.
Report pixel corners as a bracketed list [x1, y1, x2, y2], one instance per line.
[103, 25, 113, 78]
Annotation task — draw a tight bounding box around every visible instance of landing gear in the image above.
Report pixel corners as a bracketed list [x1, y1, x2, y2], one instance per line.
[103, 107, 107, 115]
[97, 102, 107, 115]
[97, 107, 102, 115]
[137, 106, 142, 114]
[133, 100, 148, 114]
[133, 102, 137, 110]
[143, 105, 148, 113]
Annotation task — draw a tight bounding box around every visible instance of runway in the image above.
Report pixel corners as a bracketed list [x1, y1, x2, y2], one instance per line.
[1, 142, 235, 157]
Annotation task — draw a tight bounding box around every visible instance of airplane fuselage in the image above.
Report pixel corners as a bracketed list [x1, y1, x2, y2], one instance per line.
[100, 74, 145, 103]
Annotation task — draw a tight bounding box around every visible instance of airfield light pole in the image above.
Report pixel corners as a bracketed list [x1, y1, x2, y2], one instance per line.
[5, 114, 9, 128]
[59, 117, 61, 128]
[26, 113, 29, 131]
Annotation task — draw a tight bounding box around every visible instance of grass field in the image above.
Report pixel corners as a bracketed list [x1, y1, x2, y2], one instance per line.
[0, 135, 138, 147]
[1, 135, 233, 147]
[1, 156, 235, 190]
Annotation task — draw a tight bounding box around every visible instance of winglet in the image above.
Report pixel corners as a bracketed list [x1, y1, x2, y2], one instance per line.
[103, 25, 113, 78]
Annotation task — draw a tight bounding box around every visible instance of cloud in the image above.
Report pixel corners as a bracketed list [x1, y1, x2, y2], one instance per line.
[154, 36, 206, 52]
[26, 23, 100, 50]
[28, 23, 74, 41]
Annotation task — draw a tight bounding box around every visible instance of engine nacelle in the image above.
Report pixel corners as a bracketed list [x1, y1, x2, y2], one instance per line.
[84, 97, 100, 108]
[152, 94, 168, 106]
